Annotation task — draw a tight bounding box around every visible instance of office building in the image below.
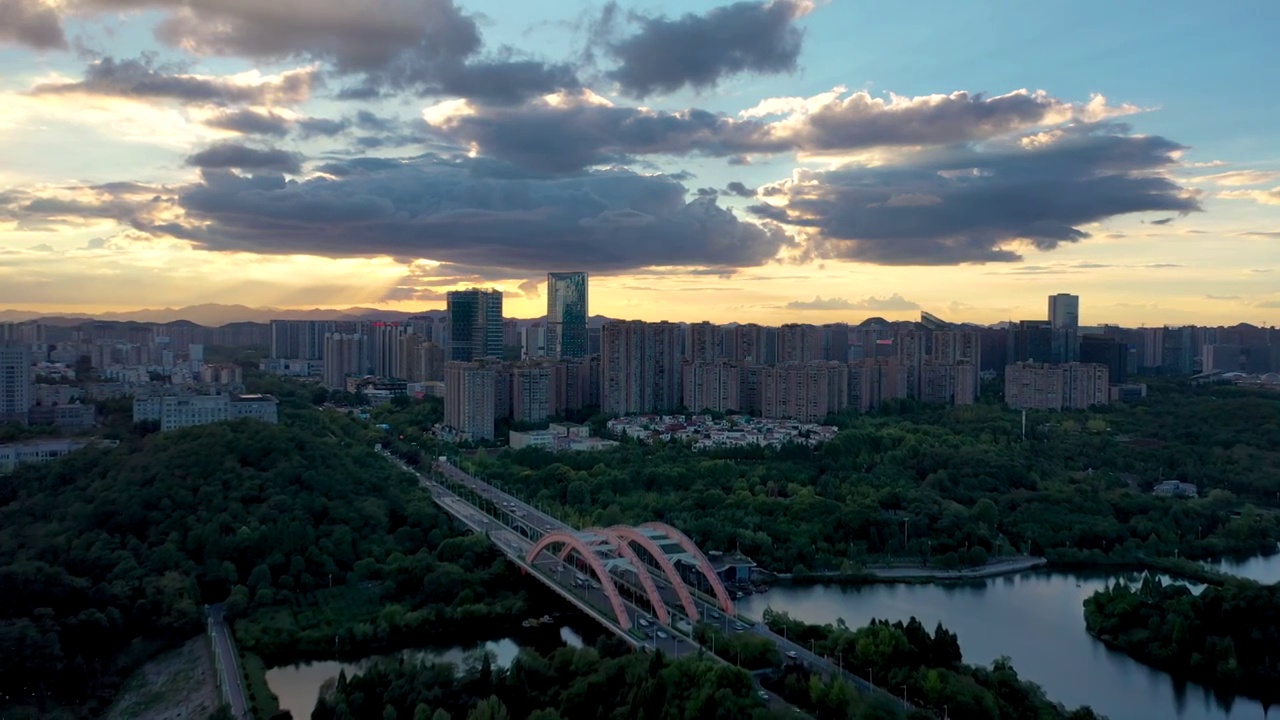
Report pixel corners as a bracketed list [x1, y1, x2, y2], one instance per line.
[1004, 362, 1109, 410]
[1011, 320, 1055, 364]
[444, 361, 497, 440]
[1, 438, 114, 474]
[547, 272, 589, 359]
[447, 289, 504, 361]
[0, 343, 34, 425]
[1049, 294, 1080, 331]
[1080, 334, 1129, 383]
[133, 393, 278, 431]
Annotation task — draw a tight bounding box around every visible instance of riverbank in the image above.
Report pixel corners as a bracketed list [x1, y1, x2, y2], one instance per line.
[764, 551, 1269, 588]
[768, 555, 1049, 584]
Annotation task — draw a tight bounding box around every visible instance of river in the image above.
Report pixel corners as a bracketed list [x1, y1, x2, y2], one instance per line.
[740, 563, 1279, 720]
[266, 626, 585, 718]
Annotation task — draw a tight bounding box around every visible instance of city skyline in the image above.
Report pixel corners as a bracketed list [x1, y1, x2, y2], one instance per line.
[1, 1, 1278, 326]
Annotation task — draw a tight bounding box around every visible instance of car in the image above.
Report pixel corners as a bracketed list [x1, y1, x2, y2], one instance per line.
[733, 622, 746, 631]
[655, 630, 668, 639]
[709, 611, 722, 619]
[785, 651, 799, 660]
[757, 691, 770, 701]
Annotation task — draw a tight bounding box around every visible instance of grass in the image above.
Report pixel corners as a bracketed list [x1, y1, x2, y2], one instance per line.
[241, 651, 281, 720]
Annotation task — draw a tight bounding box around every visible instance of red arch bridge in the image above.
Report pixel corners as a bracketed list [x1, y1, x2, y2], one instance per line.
[408, 454, 923, 717]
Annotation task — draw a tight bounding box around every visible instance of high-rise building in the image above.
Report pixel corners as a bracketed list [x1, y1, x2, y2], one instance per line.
[512, 362, 562, 423]
[1004, 362, 1109, 410]
[447, 289, 504, 362]
[0, 343, 34, 425]
[1010, 320, 1055, 364]
[600, 320, 681, 415]
[682, 361, 741, 413]
[757, 361, 847, 423]
[1049, 294, 1081, 363]
[848, 359, 909, 412]
[1049, 294, 1081, 331]
[444, 361, 496, 440]
[1081, 334, 1129, 383]
[546, 272, 589, 359]
[322, 333, 369, 389]
[369, 322, 409, 378]
[269, 320, 331, 360]
[686, 322, 719, 363]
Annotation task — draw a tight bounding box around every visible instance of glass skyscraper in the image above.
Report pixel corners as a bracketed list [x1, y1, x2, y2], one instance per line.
[546, 272, 589, 359]
[447, 288, 504, 361]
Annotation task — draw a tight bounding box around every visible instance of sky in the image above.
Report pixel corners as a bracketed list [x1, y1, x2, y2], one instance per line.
[1, 0, 1278, 326]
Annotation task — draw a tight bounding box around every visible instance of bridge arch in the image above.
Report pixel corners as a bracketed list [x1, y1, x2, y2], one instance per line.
[607, 525, 699, 621]
[640, 522, 737, 615]
[564, 528, 671, 626]
[526, 532, 631, 631]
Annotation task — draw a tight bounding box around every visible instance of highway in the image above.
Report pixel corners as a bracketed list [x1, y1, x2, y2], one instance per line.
[207, 603, 251, 720]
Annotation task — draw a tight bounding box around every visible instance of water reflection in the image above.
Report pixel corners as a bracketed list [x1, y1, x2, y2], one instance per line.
[1210, 546, 1280, 585]
[740, 572, 1266, 720]
[267, 629, 569, 718]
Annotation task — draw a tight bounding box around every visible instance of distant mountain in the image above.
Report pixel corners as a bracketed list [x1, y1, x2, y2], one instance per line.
[0, 304, 426, 326]
[0, 304, 620, 328]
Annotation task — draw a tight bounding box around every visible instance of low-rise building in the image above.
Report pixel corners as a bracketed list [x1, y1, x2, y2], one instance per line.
[1, 438, 118, 474]
[1153, 480, 1198, 498]
[27, 403, 95, 429]
[134, 393, 278, 431]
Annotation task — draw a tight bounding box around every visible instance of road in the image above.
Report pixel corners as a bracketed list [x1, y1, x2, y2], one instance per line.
[207, 603, 251, 720]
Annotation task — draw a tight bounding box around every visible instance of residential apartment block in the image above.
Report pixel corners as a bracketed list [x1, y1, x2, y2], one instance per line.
[1004, 362, 1110, 410]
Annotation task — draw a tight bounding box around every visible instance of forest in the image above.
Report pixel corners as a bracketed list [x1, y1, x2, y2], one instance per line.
[762, 610, 1103, 720]
[0, 409, 526, 719]
[1083, 576, 1280, 702]
[443, 382, 1280, 574]
[311, 637, 887, 720]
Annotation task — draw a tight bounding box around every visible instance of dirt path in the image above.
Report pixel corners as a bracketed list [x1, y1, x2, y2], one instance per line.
[106, 636, 221, 720]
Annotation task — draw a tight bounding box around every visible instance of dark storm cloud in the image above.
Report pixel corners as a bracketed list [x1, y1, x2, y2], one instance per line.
[0, 0, 67, 49]
[751, 128, 1201, 265]
[31, 55, 316, 106]
[433, 59, 580, 105]
[186, 143, 303, 174]
[600, 0, 809, 98]
[204, 109, 293, 136]
[426, 95, 776, 174]
[426, 89, 1125, 174]
[157, 156, 792, 272]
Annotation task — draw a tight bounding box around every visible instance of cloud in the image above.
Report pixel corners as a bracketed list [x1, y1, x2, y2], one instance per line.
[0, 0, 66, 49]
[1219, 187, 1280, 206]
[31, 55, 317, 106]
[186, 143, 303, 173]
[741, 89, 1140, 154]
[751, 126, 1200, 265]
[1190, 169, 1280, 186]
[424, 88, 1144, 174]
[599, 0, 810, 98]
[60, 155, 794, 274]
[786, 293, 921, 311]
[725, 181, 755, 197]
[1255, 300, 1280, 309]
[1249, 268, 1273, 273]
[1240, 231, 1280, 238]
[1204, 294, 1240, 300]
[203, 108, 293, 136]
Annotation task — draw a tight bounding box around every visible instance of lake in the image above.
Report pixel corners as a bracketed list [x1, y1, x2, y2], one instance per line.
[1211, 546, 1280, 585]
[740, 568, 1277, 720]
[267, 626, 585, 718]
